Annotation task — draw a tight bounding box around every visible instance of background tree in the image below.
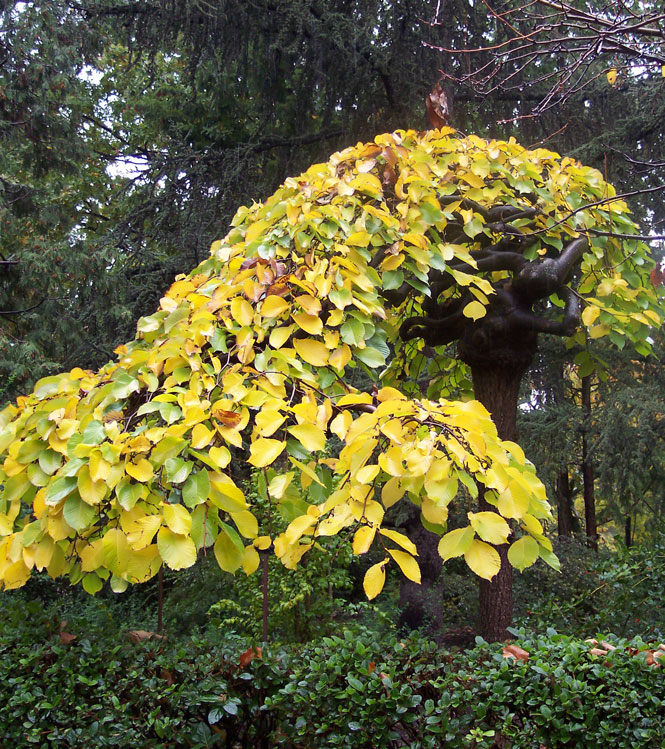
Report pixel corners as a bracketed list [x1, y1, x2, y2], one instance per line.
[431, 0, 665, 235]
[1, 0, 465, 405]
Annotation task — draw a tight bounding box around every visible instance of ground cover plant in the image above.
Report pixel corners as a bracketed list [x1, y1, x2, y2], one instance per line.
[1, 584, 663, 748]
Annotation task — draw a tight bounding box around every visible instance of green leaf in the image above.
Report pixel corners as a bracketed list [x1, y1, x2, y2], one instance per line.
[355, 346, 386, 368]
[44, 476, 77, 506]
[38, 449, 63, 475]
[164, 457, 193, 484]
[507, 535, 539, 571]
[214, 523, 244, 573]
[438, 526, 474, 560]
[81, 420, 106, 445]
[63, 492, 96, 531]
[182, 470, 210, 508]
[2, 472, 31, 503]
[82, 573, 103, 595]
[157, 527, 197, 570]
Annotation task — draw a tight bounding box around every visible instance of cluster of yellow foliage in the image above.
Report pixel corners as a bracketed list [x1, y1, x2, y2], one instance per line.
[0, 127, 661, 598]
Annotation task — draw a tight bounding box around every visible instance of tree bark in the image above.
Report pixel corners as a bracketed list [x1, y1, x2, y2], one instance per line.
[581, 375, 597, 550]
[556, 468, 579, 536]
[467, 361, 524, 641]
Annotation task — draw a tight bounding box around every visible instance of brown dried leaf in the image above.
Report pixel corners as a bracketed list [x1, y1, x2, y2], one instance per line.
[650, 267, 665, 286]
[267, 278, 291, 297]
[426, 82, 450, 129]
[382, 165, 397, 188]
[382, 147, 398, 167]
[213, 410, 242, 428]
[128, 629, 167, 643]
[502, 645, 529, 661]
[239, 646, 263, 668]
[59, 631, 77, 646]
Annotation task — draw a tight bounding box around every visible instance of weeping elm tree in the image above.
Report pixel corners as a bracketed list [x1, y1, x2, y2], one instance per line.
[0, 127, 662, 641]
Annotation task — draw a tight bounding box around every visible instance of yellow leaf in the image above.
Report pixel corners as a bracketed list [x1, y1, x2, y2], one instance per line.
[380, 528, 417, 555]
[421, 497, 449, 525]
[191, 423, 214, 449]
[606, 68, 617, 85]
[254, 535, 272, 550]
[267, 472, 293, 499]
[248, 437, 286, 468]
[293, 338, 329, 366]
[294, 294, 321, 315]
[230, 510, 258, 539]
[589, 323, 610, 339]
[464, 539, 501, 580]
[77, 466, 107, 505]
[363, 558, 387, 600]
[80, 538, 104, 572]
[242, 545, 260, 575]
[438, 526, 475, 560]
[244, 219, 269, 244]
[34, 536, 56, 570]
[329, 344, 351, 371]
[287, 423, 326, 452]
[346, 230, 371, 247]
[381, 477, 404, 508]
[402, 232, 429, 249]
[351, 172, 383, 198]
[582, 305, 600, 327]
[261, 295, 291, 318]
[352, 525, 376, 554]
[163, 504, 192, 535]
[284, 514, 317, 545]
[125, 458, 154, 483]
[213, 526, 244, 573]
[496, 481, 530, 519]
[3, 559, 30, 590]
[103, 528, 129, 576]
[231, 297, 254, 327]
[387, 548, 421, 583]
[293, 312, 323, 336]
[463, 301, 486, 320]
[209, 445, 231, 469]
[468, 511, 511, 544]
[269, 325, 294, 349]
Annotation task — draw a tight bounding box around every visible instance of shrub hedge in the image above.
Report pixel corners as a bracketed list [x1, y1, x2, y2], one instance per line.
[1, 596, 663, 748]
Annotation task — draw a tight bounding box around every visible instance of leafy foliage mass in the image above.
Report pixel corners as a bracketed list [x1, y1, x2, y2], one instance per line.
[0, 127, 662, 599]
[1, 591, 663, 748]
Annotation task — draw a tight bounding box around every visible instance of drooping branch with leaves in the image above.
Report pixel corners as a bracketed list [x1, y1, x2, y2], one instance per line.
[0, 127, 662, 640]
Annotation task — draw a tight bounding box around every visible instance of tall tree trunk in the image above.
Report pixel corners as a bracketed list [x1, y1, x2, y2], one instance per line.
[468, 361, 524, 641]
[624, 515, 632, 548]
[581, 375, 597, 550]
[556, 468, 578, 536]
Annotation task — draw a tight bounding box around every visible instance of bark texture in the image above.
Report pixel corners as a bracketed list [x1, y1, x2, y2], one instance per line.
[459, 328, 537, 642]
[581, 375, 598, 550]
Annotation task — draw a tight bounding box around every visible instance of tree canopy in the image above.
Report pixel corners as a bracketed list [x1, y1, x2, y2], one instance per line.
[1, 126, 662, 608]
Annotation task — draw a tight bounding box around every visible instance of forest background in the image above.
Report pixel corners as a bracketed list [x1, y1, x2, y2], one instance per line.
[1, 2, 664, 746]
